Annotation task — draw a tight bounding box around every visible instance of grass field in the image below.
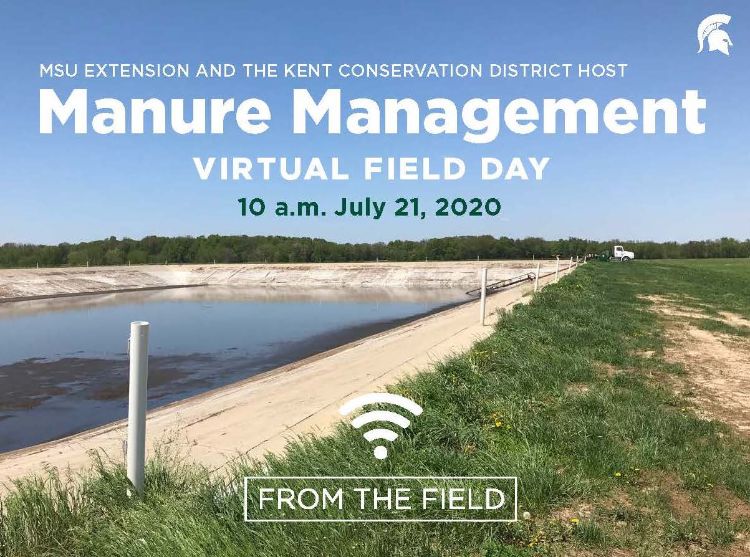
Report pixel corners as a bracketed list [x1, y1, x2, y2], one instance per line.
[2, 260, 750, 556]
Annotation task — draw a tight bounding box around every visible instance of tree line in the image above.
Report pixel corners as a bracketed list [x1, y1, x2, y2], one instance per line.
[0, 235, 748, 268]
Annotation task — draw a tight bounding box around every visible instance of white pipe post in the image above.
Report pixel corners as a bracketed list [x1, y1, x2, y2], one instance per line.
[127, 321, 150, 494]
[569, 256, 573, 270]
[534, 261, 541, 292]
[555, 257, 560, 282]
[479, 268, 488, 326]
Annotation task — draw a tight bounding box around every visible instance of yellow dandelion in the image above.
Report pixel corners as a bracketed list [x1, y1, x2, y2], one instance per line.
[614, 471, 622, 477]
[570, 517, 580, 524]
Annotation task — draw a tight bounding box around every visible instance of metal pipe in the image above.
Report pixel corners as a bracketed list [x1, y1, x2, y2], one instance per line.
[127, 321, 150, 494]
[479, 268, 487, 325]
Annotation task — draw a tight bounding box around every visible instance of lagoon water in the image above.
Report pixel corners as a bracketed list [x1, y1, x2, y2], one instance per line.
[0, 287, 466, 453]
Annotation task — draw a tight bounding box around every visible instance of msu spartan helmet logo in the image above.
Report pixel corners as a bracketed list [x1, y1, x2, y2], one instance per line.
[697, 14, 733, 56]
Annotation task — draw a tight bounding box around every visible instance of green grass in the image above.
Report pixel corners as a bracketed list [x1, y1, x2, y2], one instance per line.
[2, 260, 750, 556]
[693, 317, 750, 337]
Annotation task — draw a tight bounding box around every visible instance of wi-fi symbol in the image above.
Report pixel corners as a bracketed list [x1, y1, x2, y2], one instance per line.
[339, 393, 423, 460]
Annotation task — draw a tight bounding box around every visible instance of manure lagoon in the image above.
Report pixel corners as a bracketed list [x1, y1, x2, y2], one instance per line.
[0, 287, 466, 452]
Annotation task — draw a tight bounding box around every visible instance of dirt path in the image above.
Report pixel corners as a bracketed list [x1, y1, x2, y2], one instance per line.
[0, 270, 571, 487]
[645, 295, 750, 433]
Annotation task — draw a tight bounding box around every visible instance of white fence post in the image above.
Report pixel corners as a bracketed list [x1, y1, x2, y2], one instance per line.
[479, 268, 488, 325]
[555, 257, 560, 281]
[575, 255, 579, 268]
[127, 321, 150, 494]
[534, 261, 541, 292]
[569, 256, 573, 270]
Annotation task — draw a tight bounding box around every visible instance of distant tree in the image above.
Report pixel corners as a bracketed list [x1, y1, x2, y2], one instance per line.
[1, 234, 748, 268]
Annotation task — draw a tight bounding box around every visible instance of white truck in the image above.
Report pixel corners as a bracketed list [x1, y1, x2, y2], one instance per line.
[612, 245, 635, 262]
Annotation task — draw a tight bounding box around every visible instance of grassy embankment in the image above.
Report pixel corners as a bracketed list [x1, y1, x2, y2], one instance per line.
[2, 260, 750, 556]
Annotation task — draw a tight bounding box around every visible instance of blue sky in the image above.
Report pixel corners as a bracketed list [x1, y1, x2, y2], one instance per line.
[0, 1, 748, 244]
